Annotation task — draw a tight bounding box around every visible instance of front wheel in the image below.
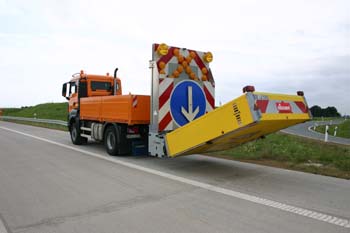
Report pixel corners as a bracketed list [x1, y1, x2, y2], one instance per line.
[70, 122, 87, 145]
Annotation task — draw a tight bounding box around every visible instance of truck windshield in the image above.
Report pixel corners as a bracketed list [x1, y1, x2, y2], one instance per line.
[91, 81, 112, 91]
[70, 83, 77, 94]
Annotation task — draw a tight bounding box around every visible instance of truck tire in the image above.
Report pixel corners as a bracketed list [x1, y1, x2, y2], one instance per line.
[70, 122, 87, 145]
[104, 126, 119, 155]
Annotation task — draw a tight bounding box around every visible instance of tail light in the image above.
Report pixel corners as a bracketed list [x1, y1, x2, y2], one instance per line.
[127, 126, 139, 134]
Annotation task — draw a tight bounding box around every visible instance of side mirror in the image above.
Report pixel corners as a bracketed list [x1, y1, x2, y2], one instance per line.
[62, 83, 70, 100]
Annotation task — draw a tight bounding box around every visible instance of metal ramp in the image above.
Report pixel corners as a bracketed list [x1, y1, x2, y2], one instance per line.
[165, 92, 311, 157]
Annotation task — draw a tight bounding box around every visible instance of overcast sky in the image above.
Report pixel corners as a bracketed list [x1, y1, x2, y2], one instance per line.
[0, 0, 349, 114]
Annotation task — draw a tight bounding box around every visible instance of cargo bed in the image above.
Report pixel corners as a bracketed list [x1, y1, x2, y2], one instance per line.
[80, 94, 150, 125]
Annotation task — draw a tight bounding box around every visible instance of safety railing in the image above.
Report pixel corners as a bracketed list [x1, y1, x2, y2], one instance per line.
[0, 116, 68, 126]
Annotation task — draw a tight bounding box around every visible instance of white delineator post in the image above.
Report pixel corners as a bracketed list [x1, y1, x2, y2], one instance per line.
[325, 125, 329, 142]
[334, 126, 338, 137]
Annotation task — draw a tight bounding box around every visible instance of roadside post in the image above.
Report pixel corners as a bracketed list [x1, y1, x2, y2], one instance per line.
[334, 126, 338, 137]
[325, 125, 329, 142]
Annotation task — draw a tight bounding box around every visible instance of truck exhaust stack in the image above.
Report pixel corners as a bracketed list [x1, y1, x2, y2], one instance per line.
[114, 68, 118, 96]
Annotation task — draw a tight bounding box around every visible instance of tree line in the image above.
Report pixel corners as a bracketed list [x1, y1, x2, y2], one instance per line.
[309, 105, 340, 117]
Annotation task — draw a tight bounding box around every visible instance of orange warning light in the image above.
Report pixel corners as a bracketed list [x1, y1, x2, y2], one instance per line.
[203, 52, 213, 63]
[157, 43, 169, 56]
[178, 55, 184, 63]
[159, 61, 166, 69]
[173, 48, 180, 56]
[173, 70, 180, 78]
[190, 51, 196, 59]
[177, 65, 184, 73]
[190, 72, 196, 80]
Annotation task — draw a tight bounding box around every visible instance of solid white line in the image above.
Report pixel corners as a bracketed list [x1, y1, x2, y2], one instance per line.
[0, 216, 9, 233]
[1, 125, 350, 229]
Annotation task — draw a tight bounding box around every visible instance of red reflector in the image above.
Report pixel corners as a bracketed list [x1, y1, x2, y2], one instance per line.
[243, 85, 255, 93]
[127, 126, 139, 134]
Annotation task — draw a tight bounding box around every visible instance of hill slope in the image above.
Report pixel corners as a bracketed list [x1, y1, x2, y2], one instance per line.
[3, 102, 68, 121]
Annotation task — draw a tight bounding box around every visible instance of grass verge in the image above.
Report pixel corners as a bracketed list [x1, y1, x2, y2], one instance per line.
[314, 120, 350, 138]
[2, 102, 68, 121]
[209, 133, 350, 179]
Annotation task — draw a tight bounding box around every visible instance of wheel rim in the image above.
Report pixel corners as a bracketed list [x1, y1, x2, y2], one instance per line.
[107, 132, 116, 150]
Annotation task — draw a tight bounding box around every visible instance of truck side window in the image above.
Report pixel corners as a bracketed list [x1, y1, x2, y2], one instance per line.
[91, 81, 112, 91]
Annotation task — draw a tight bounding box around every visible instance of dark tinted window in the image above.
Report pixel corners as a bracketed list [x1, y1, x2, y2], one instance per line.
[91, 81, 111, 91]
[79, 81, 87, 97]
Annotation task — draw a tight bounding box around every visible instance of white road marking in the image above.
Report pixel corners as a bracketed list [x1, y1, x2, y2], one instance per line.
[0, 222, 8, 233]
[1, 125, 349, 229]
[0, 215, 9, 233]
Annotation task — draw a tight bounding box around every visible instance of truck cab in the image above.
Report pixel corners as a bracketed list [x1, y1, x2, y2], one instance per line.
[62, 70, 122, 112]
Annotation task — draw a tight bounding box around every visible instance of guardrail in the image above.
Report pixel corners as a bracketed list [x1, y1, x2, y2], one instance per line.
[0, 116, 68, 126]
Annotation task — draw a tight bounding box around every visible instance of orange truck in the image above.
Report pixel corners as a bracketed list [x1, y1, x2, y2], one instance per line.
[62, 69, 150, 155]
[62, 43, 311, 157]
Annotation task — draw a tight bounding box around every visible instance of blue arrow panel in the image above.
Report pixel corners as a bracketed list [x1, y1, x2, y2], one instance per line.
[170, 80, 206, 127]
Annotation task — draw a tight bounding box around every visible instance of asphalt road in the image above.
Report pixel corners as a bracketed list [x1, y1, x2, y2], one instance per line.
[0, 121, 349, 233]
[281, 120, 350, 145]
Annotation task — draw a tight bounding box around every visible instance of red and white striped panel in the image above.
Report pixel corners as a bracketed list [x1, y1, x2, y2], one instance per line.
[153, 44, 216, 132]
[256, 99, 308, 114]
[203, 81, 215, 112]
[158, 78, 174, 131]
[132, 95, 138, 108]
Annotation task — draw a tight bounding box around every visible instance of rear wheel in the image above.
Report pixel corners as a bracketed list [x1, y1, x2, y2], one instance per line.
[104, 126, 119, 155]
[70, 121, 87, 145]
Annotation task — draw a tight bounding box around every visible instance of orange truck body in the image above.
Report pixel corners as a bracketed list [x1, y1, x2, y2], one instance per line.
[67, 72, 150, 126]
[80, 95, 150, 125]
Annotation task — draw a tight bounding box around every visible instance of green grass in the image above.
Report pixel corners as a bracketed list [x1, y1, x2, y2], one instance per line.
[314, 120, 350, 139]
[3, 102, 68, 121]
[210, 133, 350, 179]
